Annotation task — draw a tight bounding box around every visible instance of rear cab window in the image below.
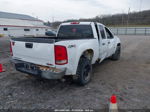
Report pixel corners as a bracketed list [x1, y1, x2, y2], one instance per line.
[57, 25, 94, 39]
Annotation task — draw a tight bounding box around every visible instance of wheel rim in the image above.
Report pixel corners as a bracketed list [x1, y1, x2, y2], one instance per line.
[83, 65, 91, 81]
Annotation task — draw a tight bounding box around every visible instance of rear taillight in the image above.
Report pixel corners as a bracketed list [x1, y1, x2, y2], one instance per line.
[10, 42, 15, 56]
[54, 45, 68, 65]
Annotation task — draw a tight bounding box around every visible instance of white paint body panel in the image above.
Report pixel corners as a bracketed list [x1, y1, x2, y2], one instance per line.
[12, 41, 55, 67]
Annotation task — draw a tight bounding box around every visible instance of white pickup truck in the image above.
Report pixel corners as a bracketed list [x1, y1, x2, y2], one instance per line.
[10, 22, 121, 85]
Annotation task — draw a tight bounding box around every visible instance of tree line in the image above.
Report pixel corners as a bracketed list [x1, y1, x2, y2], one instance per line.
[44, 10, 150, 28]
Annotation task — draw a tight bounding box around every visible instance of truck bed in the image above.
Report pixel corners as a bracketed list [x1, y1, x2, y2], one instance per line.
[11, 36, 56, 43]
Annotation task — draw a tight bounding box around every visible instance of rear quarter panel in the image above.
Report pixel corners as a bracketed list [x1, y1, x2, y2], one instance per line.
[55, 39, 99, 75]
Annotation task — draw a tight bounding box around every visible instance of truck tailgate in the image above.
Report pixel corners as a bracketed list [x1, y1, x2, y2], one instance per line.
[11, 38, 55, 67]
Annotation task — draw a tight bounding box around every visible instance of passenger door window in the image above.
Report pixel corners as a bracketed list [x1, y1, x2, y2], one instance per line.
[99, 25, 106, 39]
[105, 27, 114, 39]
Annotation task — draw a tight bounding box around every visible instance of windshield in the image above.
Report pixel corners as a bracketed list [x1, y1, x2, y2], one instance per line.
[57, 25, 94, 39]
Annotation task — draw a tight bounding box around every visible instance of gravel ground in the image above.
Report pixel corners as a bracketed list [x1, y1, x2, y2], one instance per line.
[0, 35, 150, 110]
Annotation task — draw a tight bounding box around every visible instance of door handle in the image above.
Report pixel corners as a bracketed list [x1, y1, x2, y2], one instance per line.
[102, 43, 105, 45]
[25, 43, 33, 48]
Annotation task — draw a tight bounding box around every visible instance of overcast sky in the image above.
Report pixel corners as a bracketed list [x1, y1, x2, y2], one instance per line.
[0, 0, 150, 21]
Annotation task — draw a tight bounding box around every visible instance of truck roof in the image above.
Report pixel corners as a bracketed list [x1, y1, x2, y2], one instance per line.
[61, 22, 105, 26]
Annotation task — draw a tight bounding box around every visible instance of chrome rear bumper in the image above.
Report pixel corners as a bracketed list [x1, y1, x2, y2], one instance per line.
[11, 59, 66, 79]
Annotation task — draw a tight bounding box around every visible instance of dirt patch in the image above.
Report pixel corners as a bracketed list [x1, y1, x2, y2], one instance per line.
[0, 35, 150, 109]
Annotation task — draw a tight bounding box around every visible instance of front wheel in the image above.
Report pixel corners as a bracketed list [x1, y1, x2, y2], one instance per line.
[111, 45, 121, 61]
[73, 56, 92, 86]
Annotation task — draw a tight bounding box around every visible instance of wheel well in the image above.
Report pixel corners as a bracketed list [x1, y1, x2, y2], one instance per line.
[117, 43, 121, 46]
[81, 49, 94, 60]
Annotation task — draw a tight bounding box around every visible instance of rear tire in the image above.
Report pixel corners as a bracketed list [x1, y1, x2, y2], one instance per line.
[73, 56, 92, 86]
[111, 45, 121, 61]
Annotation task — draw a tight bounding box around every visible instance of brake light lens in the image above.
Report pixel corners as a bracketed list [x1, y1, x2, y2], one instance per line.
[71, 22, 79, 24]
[10, 41, 15, 56]
[54, 45, 68, 65]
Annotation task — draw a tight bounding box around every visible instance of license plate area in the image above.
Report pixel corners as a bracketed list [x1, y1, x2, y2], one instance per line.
[24, 63, 37, 71]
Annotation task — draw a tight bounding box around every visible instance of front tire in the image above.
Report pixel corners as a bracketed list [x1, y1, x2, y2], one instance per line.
[111, 45, 121, 60]
[73, 56, 92, 86]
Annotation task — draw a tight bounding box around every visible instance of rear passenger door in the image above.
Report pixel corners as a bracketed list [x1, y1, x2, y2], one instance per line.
[98, 25, 108, 61]
[104, 27, 115, 57]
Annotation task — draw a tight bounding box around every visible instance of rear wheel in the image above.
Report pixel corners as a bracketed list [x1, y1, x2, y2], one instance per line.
[73, 56, 92, 86]
[111, 45, 121, 60]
